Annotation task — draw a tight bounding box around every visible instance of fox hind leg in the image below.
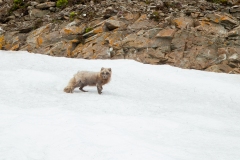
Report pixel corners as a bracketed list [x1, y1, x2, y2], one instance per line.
[80, 87, 88, 92]
[79, 82, 88, 92]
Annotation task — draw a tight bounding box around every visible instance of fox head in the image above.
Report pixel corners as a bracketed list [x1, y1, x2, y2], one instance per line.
[100, 67, 112, 80]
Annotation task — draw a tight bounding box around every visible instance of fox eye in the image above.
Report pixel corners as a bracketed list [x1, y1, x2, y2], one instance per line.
[106, 72, 109, 75]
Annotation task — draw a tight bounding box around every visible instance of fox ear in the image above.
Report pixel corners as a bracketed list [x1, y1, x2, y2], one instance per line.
[101, 67, 104, 70]
[108, 68, 111, 72]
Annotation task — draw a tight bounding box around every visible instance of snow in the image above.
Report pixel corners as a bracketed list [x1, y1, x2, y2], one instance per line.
[0, 50, 240, 160]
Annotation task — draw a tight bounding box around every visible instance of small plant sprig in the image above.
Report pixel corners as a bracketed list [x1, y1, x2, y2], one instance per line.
[9, 0, 23, 13]
[56, 0, 68, 8]
[69, 11, 77, 21]
[85, 27, 93, 33]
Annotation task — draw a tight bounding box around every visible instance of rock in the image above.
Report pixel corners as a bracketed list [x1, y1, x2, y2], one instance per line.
[129, 14, 157, 29]
[35, 0, 49, 3]
[49, 7, 56, 12]
[105, 19, 125, 30]
[0, 3, 11, 22]
[6, 15, 16, 21]
[17, 21, 35, 33]
[28, 6, 34, 11]
[227, 25, 240, 37]
[171, 30, 189, 51]
[206, 13, 238, 29]
[229, 68, 240, 74]
[46, 41, 75, 57]
[156, 28, 176, 38]
[196, 48, 217, 60]
[61, 23, 86, 38]
[83, 25, 104, 38]
[196, 21, 227, 35]
[227, 0, 240, 5]
[111, 29, 168, 50]
[191, 12, 200, 18]
[175, 57, 191, 69]
[228, 53, 240, 62]
[26, 24, 51, 47]
[0, 27, 5, 35]
[134, 48, 167, 65]
[29, 9, 49, 19]
[103, 6, 116, 19]
[124, 48, 138, 60]
[72, 33, 111, 59]
[216, 47, 240, 62]
[4, 31, 27, 51]
[105, 31, 127, 47]
[172, 17, 194, 29]
[0, 35, 4, 50]
[123, 13, 140, 21]
[218, 48, 228, 55]
[111, 49, 125, 59]
[36, 2, 56, 9]
[30, 1, 39, 7]
[229, 6, 240, 13]
[75, 43, 110, 59]
[225, 47, 240, 62]
[205, 64, 233, 73]
[113, 32, 171, 49]
[145, 28, 162, 38]
[167, 51, 184, 65]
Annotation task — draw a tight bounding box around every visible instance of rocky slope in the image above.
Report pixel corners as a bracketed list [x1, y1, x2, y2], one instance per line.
[1, 0, 240, 73]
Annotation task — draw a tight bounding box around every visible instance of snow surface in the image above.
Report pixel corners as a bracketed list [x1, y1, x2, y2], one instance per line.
[0, 50, 240, 160]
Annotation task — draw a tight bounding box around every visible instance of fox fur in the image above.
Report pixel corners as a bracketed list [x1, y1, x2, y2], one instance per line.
[64, 67, 112, 94]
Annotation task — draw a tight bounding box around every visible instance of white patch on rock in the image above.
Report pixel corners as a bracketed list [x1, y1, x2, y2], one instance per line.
[0, 27, 5, 35]
[229, 53, 239, 61]
[67, 21, 77, 27]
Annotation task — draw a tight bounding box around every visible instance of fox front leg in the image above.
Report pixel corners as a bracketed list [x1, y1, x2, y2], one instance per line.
[97, 84, 103, 94]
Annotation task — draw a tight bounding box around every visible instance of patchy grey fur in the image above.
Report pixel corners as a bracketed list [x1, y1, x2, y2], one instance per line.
[64, 67, 112, 94]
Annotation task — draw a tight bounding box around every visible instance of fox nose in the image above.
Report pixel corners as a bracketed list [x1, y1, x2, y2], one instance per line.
[103, 75, 107, 79]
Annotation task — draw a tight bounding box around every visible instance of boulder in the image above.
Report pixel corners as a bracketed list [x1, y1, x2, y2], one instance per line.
[227, 25, 240, 37]
[196, 21, 227, 35]
[60, 23, 86, 39]
[156, 28, 176, 38]
[105, 19, 125, 31]
[83, 25, 105, 38]
[46, 41, 75, 57]
[128, 14, 157, 29]
[111, 49, 125, 59]
[25, 24, 52, 49]
[123, 13, 140, 21]
[205, 64, 233, 73]
[113, 31, 171, 50]
[206, 13, 238, 29]
[172, 17, 194, 29]
[72, 33, 111, 59]
[171, 30, 189, 51]
[35, 2, 56, 9]
[29, 9, 50, 19]
[105, 31, 127, 47]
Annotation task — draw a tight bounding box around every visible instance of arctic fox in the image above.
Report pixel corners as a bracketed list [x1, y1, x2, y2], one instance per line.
[64, 67, 112, 94]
